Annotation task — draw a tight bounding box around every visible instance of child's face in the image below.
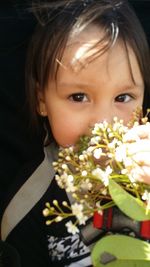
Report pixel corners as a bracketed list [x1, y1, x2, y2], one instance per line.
[39, 25, 144, 147]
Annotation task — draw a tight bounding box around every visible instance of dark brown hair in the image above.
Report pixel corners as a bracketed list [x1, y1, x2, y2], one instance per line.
[26, 0, 150, 127]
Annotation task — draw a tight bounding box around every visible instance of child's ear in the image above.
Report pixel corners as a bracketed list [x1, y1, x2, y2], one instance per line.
[37, 90, 48, 117]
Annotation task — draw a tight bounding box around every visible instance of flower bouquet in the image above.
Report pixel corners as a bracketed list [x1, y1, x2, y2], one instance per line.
[44, 108, 150, 266]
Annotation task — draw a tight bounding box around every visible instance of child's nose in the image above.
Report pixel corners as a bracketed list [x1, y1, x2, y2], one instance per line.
[90, 106, 113, 126]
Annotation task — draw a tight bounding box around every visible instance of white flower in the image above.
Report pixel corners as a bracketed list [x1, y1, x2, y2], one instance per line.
[65, 156, 71, 161]
[108, 138, 121, 150]
[55, 216, 63, 222]
[81, 170, 87, 176]
[121, 169, 128, 175]
[61, 164, 68, 170]
[66, 175, 77, 192]
[105, 166, 113, 176]
[113, 122, 122, 132]
[128, 170, 139, 183]
[43, 208, 49, 217]
[78, 214, 88, 225]
[123, 157, 133, 167]
[92, 167, 110, 186]
[129, 165, 150, 184]
[65, 221, 79, 235]
[68, 175, 74, 182]
[71, 203, 83, 217]
[56, 173, 77, 192]
[115, 144, 127, 162]
[90, 137, 97, 145]
[87, 146, 95, 153]
[93, 148, 102, 159]
[142, 190, 150, 201]
[126, 140, 150, 156]
[103, 121, 108, 128]
[80, 179, 92, 190]
[71, 203, 88, 225]
[90, 136, 101, 145]
[123, 124, 150, 142]
[92, 168, 103, 179]
[79, 155, 85, 161]
[55, 173, 68, 188]
[92, 123, 101, 134]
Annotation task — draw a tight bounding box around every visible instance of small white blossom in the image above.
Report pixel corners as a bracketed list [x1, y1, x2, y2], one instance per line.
[71, 203, 88, 225]
[81, 170, 87, 176]
[65, 156, 71, 161]
[103, 121, 108, 128]
[121, 169, 128, 175]
[92, 167, 110, 186]
[92, 123, 102, 134]
[93, 148, 102, 159]
[53, 200, 58, 206]
[68, 175, 74, 182]
[62, 201, 68, 207]
[65, 221, 79, 235]
[142, 190, 150, 201]
[80, 179, 92, 190]
[90, 137, 98, 145]
[73, 205, 87, 225]
[123, 157, 133, 167]
[108, 132, 114, 138]
[71, 203, 83, 217]
[123, 124, 150, 142]
[115, 144, 127, 162]
[55, 216, 63, 222]
[78, 214, 88, 225]
[66, 183, 76, 193]
[43, 208, 49, 217]
[79, 155, 85, 161]
[90, 136, 101, 145]
[108, 138, 119, 149]
[101, 188, 107, 195]
[53, 162, 58, 167]
[61, 164, 68, 170]
[55, 173, 69, 188]
[87, 146, 95, 153]
[113, 122, 121, 131]
[127, 165, 146, 183]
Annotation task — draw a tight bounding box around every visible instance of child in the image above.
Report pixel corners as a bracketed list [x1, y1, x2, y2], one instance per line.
[1, 0, 150, 266]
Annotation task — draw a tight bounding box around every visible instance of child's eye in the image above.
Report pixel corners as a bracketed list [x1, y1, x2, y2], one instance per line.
[68, 93, 88, 102]
[115, 94, 133, 103]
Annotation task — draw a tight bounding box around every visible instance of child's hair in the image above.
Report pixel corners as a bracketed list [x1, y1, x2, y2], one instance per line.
[26, 0, 150, 127]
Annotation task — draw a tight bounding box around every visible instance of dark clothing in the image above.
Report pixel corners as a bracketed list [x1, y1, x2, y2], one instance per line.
[0, 240, 21, 267]
[1, 146, 92, 267]
[1, 145, 149, 267]
[0, 0, 149, 207]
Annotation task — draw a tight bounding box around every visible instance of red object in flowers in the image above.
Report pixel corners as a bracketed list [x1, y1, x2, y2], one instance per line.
[93, 211, 103, 228]
[140, 220, 150, 239]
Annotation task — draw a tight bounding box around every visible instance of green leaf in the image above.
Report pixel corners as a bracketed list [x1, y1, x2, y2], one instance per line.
[91, 234, 150, 267]
[109, 179, 150, 221]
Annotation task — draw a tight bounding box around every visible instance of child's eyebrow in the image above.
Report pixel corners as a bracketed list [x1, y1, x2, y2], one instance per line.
[58, 82, 93, 89]
[57, 82, 143, 91]
[121, 82, 144, 91]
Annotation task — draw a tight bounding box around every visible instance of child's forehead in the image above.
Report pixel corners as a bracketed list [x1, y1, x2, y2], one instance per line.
[62, 24, 108, 69]
[56, 34, 143, 89]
